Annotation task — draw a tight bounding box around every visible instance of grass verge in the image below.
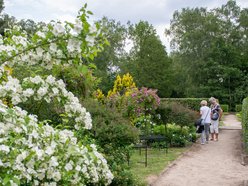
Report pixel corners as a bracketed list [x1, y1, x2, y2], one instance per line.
[129, 147, 188, 185]
[236, 112, 242, 121]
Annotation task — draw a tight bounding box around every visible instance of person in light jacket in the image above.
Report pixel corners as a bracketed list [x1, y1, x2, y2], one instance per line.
[199, 100, 211, 144]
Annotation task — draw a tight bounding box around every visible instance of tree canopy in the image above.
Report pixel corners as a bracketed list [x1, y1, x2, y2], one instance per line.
[122, 21, 173, 97]
[166, 0, 248, 107]
[0, 0, 3, 13]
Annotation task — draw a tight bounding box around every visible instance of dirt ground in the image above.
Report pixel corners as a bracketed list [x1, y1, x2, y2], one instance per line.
[150, 114, 248, 186]
[222, 113, 242, 129]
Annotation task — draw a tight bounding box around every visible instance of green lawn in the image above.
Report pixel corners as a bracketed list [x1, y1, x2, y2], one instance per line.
[129, 147, 188, 185]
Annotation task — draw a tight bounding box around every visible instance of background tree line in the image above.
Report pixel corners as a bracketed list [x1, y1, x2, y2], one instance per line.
[1, 0, 247, 109]
[166, 0, 248, 109]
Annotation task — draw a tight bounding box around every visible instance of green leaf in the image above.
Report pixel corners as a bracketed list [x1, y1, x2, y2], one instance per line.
[87, 11, 93, 15]
[3, 175, 10, 185]
[12, 177, 20, 185]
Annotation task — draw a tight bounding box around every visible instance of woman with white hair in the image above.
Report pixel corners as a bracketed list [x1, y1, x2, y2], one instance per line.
[209, 97, 222, 141]
[199, 100, 211, 144]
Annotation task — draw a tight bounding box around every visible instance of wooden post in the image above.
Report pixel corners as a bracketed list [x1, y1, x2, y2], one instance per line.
[145, 140, 148, 167]
[165, 123, 168, 154]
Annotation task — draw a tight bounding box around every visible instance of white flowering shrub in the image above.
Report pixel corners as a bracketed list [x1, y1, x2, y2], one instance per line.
[0, 6, 107, 69]
[0, 4, 113, 186]
[0, 69, 92, 130]
[0, 102, 113, 185]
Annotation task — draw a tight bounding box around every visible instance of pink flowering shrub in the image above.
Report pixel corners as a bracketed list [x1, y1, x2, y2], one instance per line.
[127, 87, 160, 118]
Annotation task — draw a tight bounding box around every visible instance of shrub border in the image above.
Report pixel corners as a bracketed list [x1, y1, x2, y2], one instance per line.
[242, 98, 248, 154]
[220, 104, 229, 112]
[236, 104, 242, 113]
[160, 98, 209, 111]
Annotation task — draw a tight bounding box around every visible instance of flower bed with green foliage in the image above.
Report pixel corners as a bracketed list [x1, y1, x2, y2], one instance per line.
[93, 74, 202, 183]
[242, 98, 248, 153]
[94, 73, 172, 185]
[153, 123, 197, 147]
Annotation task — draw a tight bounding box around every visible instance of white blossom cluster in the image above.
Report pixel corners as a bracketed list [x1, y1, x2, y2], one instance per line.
[0, 5, 113, 185]
[0, 102, 113, 185]
[0, 9, 103, 69]
[0, 69, 92, 130]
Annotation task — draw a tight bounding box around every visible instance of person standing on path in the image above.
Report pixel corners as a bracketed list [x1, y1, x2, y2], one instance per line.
[200, 100, 211, 144]
[209, 97, 222, 141]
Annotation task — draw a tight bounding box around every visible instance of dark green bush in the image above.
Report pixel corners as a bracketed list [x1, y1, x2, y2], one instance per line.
[54, 65, 100, 98]
[82, 99, 139, 186]
[156, 101, 198, 127]
[242, 98, 248, 153]
[236, 104, 242, 112]
[160, 98, 209, 111]
[133, 114, 157, 136]
[220, 104, 229, 112]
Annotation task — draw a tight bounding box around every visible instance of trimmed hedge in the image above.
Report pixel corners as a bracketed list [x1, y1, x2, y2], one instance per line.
[242, 98, 248, 153]
[160, 98, 209, 111]
[156, 101, 198, 127]
[236, 104, 242, 112]
[220, 104, 229, 112]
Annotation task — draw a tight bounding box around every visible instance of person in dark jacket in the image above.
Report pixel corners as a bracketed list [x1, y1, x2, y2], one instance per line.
[209, 97, 223, 141]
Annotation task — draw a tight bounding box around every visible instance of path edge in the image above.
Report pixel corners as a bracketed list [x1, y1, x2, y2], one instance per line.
[150, 142, 199, 186]
[241, 140, 248, 166]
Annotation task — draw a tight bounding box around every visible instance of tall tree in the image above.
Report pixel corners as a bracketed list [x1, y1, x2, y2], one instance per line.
[18, 19, 40, 35]
[0, 0, 16, 36]
[0, 1, 38, 36]
[124, 21, 173, 97]
[167, 0, 248, 107]
[93, 17, 128, 93]
[0, 0, 4, 13]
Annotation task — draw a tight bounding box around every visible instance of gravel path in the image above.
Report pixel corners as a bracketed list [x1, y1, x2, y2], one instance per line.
[221, 113, 242, 130]
[152, 114, 248, 186]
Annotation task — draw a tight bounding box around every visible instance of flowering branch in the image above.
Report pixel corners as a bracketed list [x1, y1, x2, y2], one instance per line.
[0, 102, 113, 185]
[0, 68, 92, 130]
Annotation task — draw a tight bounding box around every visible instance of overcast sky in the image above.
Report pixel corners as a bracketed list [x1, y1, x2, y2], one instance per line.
[3, 0, 248, 51]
